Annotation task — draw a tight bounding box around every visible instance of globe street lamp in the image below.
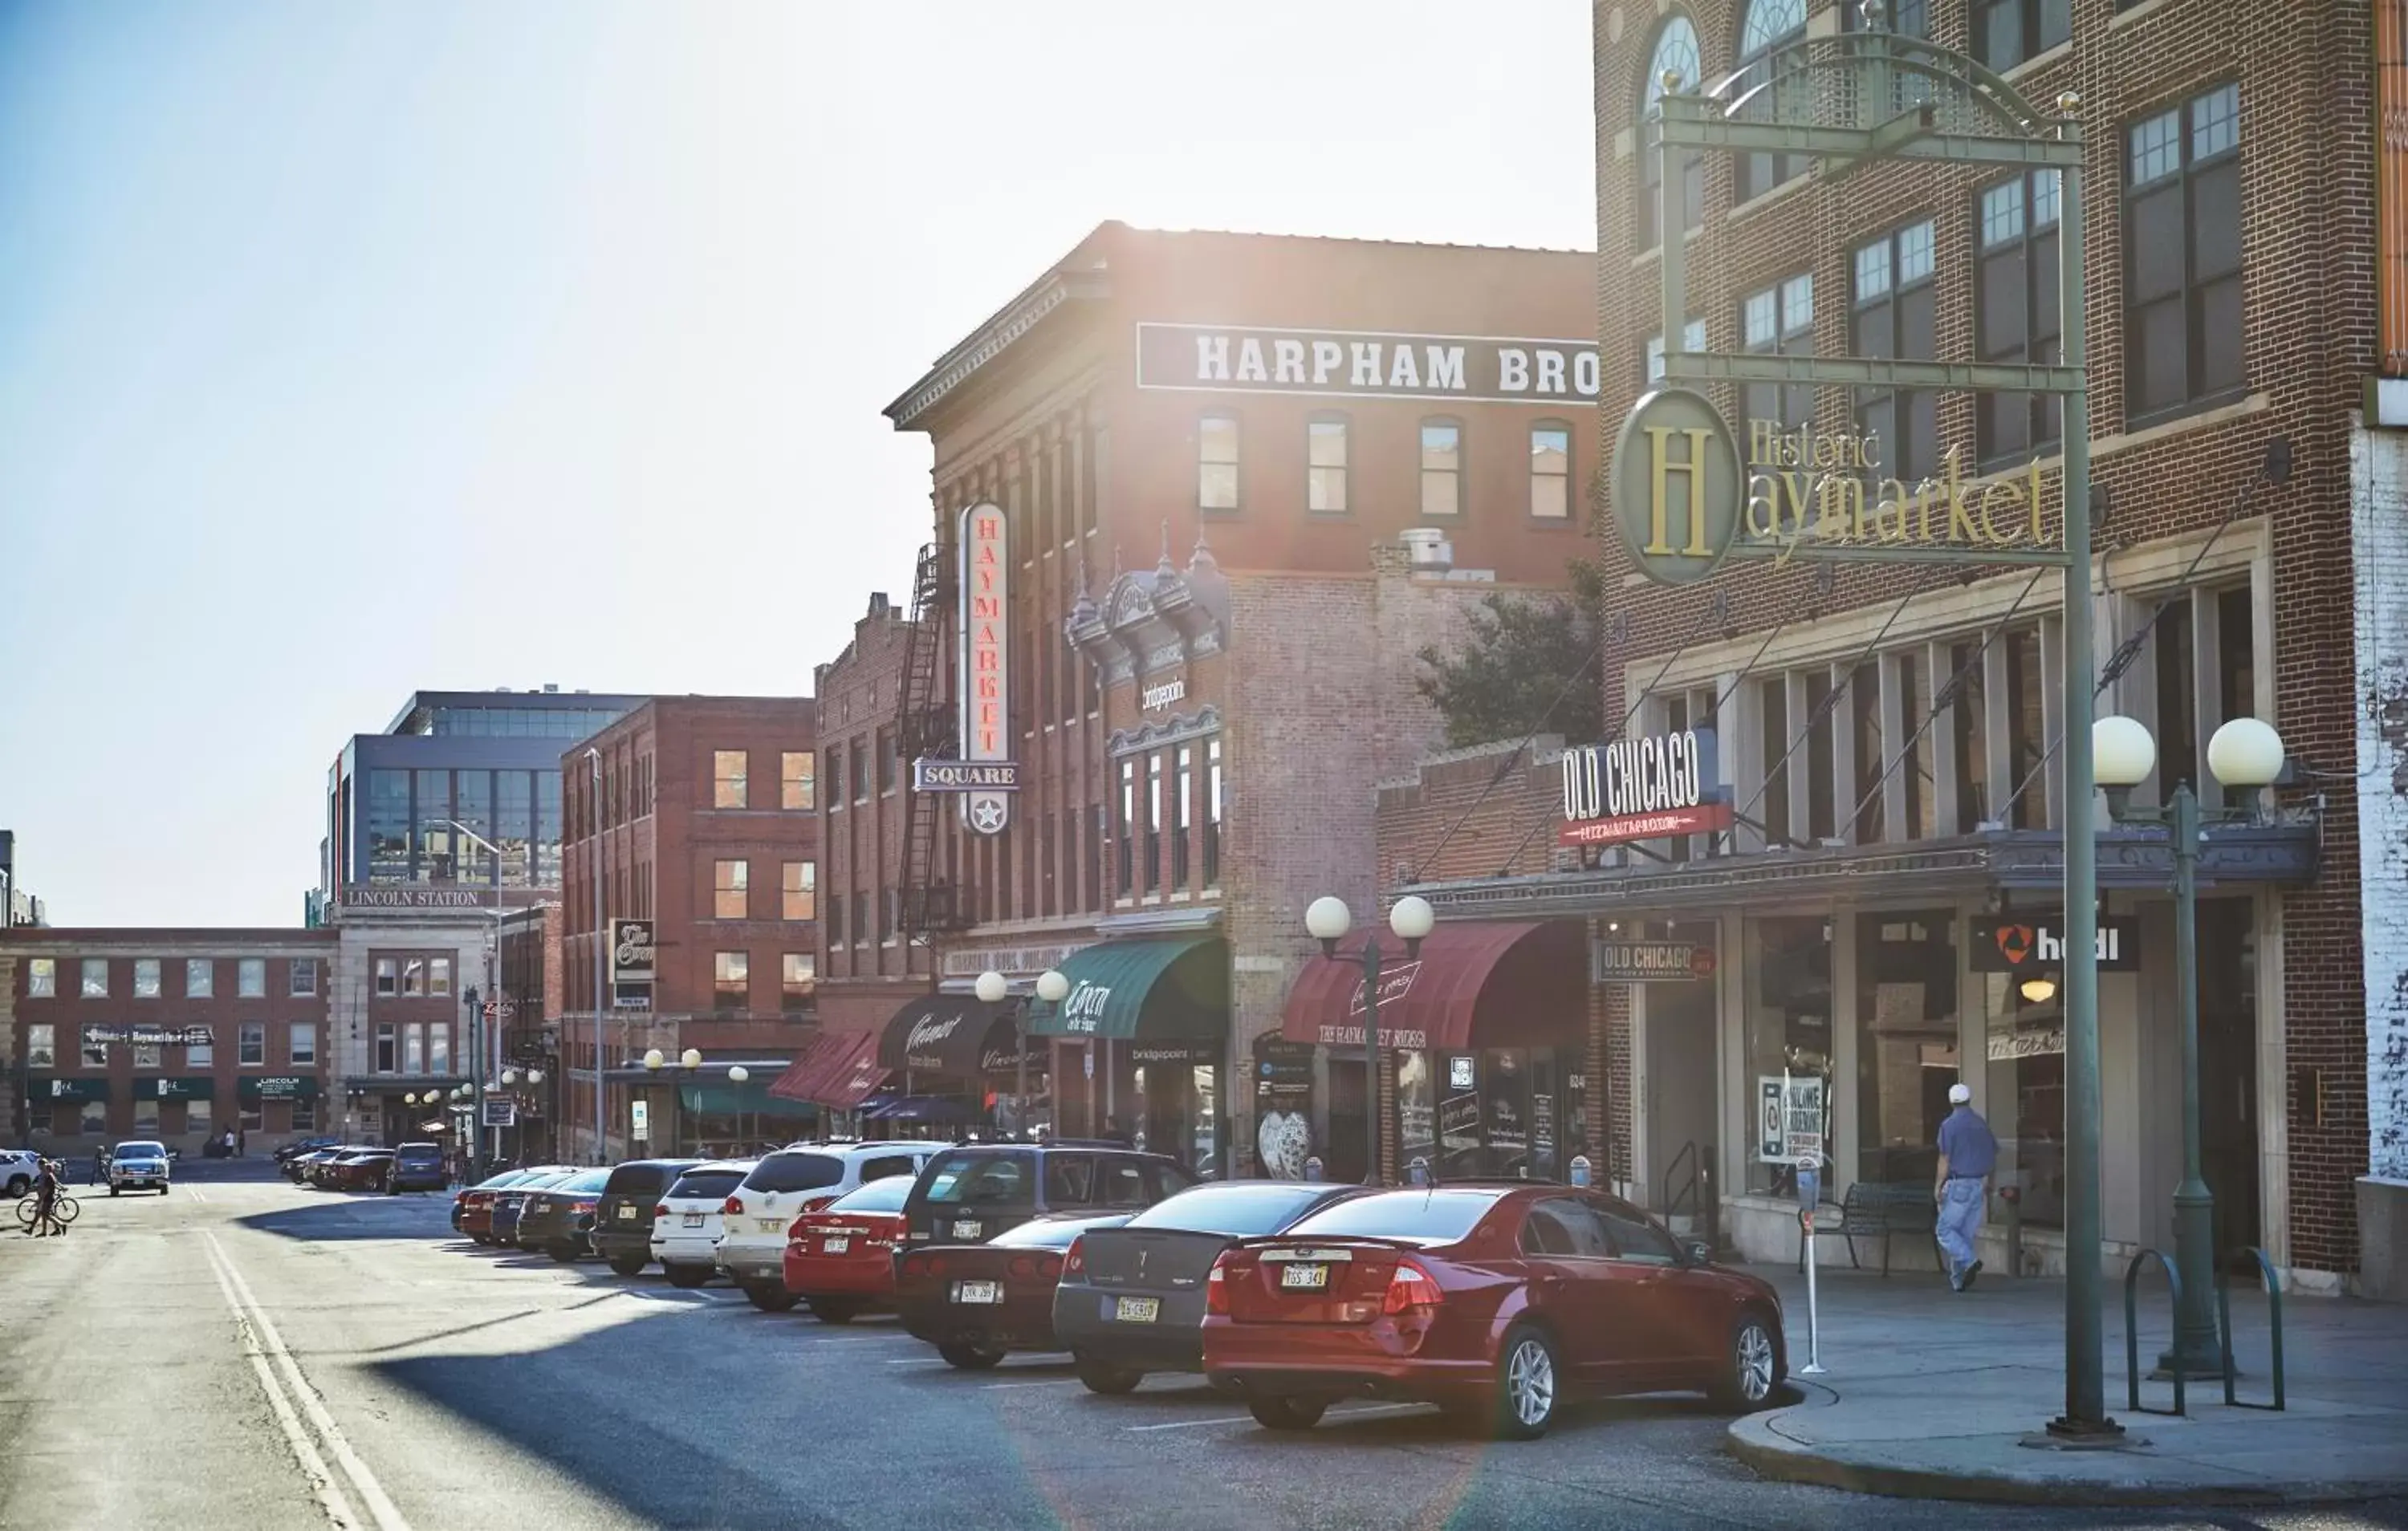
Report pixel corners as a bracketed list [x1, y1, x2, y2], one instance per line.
[1305, 895, 1434, 1184]
[2093, 713, 2286, 1377]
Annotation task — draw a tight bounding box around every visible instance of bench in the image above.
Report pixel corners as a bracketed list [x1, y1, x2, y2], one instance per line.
[1797, 1180, 1941, 1277]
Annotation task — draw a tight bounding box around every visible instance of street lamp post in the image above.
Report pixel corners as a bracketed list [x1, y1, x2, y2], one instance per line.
[1305, 895, 1434, 1184]
[464, 986, 486, 1182]
[2093, 713, 2285, 1376]
[977, 969, 1069, 1143]
[588, 749, 606, 1164]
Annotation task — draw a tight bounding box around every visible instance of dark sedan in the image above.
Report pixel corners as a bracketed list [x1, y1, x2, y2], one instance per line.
[456, 1167, 561, 1244]
[323, 1150, 397, 1193]
[895, 1213, 1130, 1371]
[513, 1168, 613, 1260]
[489, 1170, 578, 1245]
[589, 1158, 702, 1277]
[291, 1147, 348, 1185]
[1052, 1180, 1371, 1394]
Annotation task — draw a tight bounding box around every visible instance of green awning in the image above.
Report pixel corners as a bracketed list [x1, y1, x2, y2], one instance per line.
[148, 1077, 214, 1100]
[1027, 936, 1228, 1042]
[679, 1080, 820, 1120]
[238, 1076, 319, 1103]
[33, 1077, 108, 1104]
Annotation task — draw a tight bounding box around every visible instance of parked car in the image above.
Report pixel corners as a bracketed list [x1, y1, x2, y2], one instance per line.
[781, 1174, 917, 1323]
[649, 1160, 756, 1289]
[299, 1147, 367, 1187]
[897, 1213, 1132, 1369]
[1200, 1184, 1786, 1440]
[490, 1169, 580, 1245]
[456, 1167, 563, 1244]
[716, 1142, 933, 1311]
[275, 1135, 343, 1168]
[589, 1158, 702, 1276]
[323, 1150, 398, 1193]
[288, 1147, 344, 1184]
[899, 1143, 1193, 1254]
[513, 1168, 614, 1260]
[387, 1141, 448, 1193]
[1051, 1180, 1370, 1394]
[1, 1148, 43, 1197]
[107, 1140, 173, 1196]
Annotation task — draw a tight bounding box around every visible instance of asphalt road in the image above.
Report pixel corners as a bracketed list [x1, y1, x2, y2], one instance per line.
[4, 1171, 2406, 1531]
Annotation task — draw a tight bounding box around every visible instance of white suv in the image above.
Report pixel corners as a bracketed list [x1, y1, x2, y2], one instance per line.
[715, 1142, 934, 1310]
[0, 1149, 41, 1197]
[649, 1160, 757, 1289]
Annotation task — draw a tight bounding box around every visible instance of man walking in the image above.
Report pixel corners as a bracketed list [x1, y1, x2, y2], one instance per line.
[1934, 1081, 1997, 1291]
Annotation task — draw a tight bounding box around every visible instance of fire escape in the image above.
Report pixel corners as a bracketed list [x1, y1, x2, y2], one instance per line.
[897, 541, 969, 938]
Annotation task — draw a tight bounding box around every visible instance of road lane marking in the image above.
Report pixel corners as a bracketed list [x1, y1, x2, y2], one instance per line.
[201, 1237, 360, 1530]
[202, 1231, 413, 1531]
[1124, 1403, 1428, 1432]
[187, 1187, 209, 1203]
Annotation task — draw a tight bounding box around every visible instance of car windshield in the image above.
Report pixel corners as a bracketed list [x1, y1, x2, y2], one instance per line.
[922, 1153, 1029, 1205]
[994, 1216, 1119, 1250]
[397, 1147, 442, 1161]
[474, 1170, 530, 1189]
[665, 1169, 746, 1202]
[1123, 1183, 1344, 1237]
[826, 1177, 913, 1216]
[1279, 1188, 1511, 1247]
[115, 1143, 165, 1159]
[561, 1169, 611, 1193]
[603, 1163, 687, 1197]
[742, 1152, 843, 1194]
[515, 1172, 571, 1190]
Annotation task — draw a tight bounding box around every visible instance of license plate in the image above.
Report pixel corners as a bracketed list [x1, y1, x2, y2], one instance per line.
[1279, 1264, 1329, 1289]
[822, 1236, 850, 1254]
[682, 1212, 705, 1228]
[954, 1280, 1003, 1305]
[616, 1205, 638, 1220]
[758, 1218, 785, 1234]
[952, 1220, 982, 1240]
[1114, 1296, 1160, 1323]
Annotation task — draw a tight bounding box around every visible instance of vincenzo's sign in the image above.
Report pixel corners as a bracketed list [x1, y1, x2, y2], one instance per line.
[1609, 388, 2068, 586]
[1559, 727, 1732, 847]
[1136, 323, 1601, 405]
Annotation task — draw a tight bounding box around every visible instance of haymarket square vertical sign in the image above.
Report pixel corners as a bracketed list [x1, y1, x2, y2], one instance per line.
[955, 501, 1014, 836]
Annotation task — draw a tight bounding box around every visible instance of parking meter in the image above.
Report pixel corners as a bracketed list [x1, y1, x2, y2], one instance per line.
[1797, 1163, 1820, 1212]
[1408, 1156, 1431, 1187]
[1568, 1154, 1592, 1188]
[1303, 1155, 1324, 1184]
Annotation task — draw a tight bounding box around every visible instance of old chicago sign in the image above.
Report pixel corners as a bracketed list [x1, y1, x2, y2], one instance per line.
[958, 502, 1014, 835]
[1591, 940, 1718, 984]
[1137, 322, 1601, 405]
[1612, 388, 2068, 587]
[1559, 726, 1733, 847]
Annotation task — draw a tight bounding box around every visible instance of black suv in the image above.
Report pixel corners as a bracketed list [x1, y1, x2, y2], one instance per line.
[900, 1143, 1195, 1251]
[591, 1158, 702, 1276]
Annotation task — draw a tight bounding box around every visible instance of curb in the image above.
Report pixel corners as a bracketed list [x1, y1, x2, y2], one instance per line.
[1724, 1387, 2408, 1508]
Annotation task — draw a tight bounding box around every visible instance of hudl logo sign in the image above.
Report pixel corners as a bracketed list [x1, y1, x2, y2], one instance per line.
[1970, 916, 2139, 973]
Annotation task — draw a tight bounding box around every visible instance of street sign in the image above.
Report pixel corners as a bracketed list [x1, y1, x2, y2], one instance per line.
[1757, 1074, 1826, 1166]
[630, 1099, 650, 1140]
[479, 1098, 516, 1128]
[482, 999, 517, 1021]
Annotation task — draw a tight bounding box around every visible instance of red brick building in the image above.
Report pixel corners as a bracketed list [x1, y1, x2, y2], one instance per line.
[1378, 0, 2370, 1286]
[558, 696, 820, 1159]
[784, 225, 1601, 1176]
[0, 931, 338, 1155]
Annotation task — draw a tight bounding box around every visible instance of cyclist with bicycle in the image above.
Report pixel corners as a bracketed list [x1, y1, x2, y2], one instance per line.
[31, 1156, 63, 1237]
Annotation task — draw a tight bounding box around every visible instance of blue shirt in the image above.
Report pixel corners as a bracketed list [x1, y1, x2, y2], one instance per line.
[1937, 1105, 1998, 1179]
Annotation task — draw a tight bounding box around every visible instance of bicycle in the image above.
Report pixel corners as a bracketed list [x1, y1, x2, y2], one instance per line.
[16, 1189, 79, 1235]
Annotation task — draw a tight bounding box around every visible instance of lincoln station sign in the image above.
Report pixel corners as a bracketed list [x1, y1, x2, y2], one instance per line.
[1610, 388, 2068, 584]
[1136, 322, 1602, 405]
[1559, 727, 1733, 847]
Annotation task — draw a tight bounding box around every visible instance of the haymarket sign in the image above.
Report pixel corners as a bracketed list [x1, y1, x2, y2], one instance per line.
[1137, 323, 1601, 406]
[83, 1025, 214, 1047]
[1610, 388, 2066, 585]
[955, 501, 1014, 837]
[1559, 727, 1732, 847]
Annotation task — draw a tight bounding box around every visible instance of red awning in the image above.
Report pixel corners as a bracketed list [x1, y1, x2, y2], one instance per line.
[767, 1029, 889, 1111]
[1279, 921, 1580, 1054]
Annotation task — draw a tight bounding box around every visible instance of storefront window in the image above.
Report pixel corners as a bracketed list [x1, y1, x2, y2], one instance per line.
[1426, 1048, 1566, 1181]
[1743, 916, 1832, 1194]
[1855, 909, 1959, 1186]
[1394, 1050, 1434, 1177]
[1982, 916, 2065, 1229]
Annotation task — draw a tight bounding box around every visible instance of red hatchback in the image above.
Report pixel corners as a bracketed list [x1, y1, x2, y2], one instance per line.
[782, 1176, 913, 1323]
[1202, 1184, 1784, 1440]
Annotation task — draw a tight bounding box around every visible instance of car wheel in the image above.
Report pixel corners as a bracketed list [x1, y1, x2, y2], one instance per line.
[1247, 1395, 1328, 1432]
[109, 1185, 120, 1198]
[938, 1341, 1007, 1371]
[4, 1176, 26, 1198]
[547, 1244, 580, 1264]
[806, 1296, 864, 1324]
[1711, 1310, 1783, 1413]
[1074, 1355, 1144, 1395]
[664, 1265, 713, 1289]
[1487, 1324, 1560, 1441]
[607, 1255, 649, 1277]
[743, 1281, 800, 1314]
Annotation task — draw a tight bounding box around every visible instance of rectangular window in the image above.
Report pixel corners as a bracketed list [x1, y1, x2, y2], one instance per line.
[80, 1025, 108, 1067]
[1856, 912, 1962, 1180]
[187, 1099, 212, 1139]
[1853, 220, 1939, 485]
[782, 751, 815, 810]
[1759, 677, 1792, 848]
[2006, 626, 2046, 830]
[239, 1103, 262, 1135]
[238, 959, 265, 997]
[715, 951, 749, 1010]
[1975, 171, 2065, 466]
[1973, 0, 2069, 74]
[26, 1024, 54, 1070]
[26, 958, 54, 997]
[1205, 738, 1224, 887]
[134, 959, 161, 999]
[79, 1099, 107, 1137]
[2125, 83, 2246, 422]
[289, 1023, 316, 1067]
[238, 1023, 265, 1066]
[1174, 745, 1194, 888]
[877, 727, 897, 792]
[852, 741, 870, 802]
[1643, 317, 1709, 384]
[713, 749, 749, 809]
[851, 891, 867, 945]
[402, 958, 426, 997]
[134, 1097, 161, 1137]
[186, 1029, 213, 1068]
[1950, 640, 1990, 833]
[1852, 661, 1885, 844]
[783, 952, 816, 1012]
[1117, 758, 1136, 895]
[782, 860, 816, 921]
[827, 893, 844, 947]
[1529, 425, 1572, 520]
[1198, 414, 1240, 511]
[1419, 422, 1462, 518]
[290, 960, 317, 997]
[404, 1023, 424, 1074]
[82, 959, 108, 998]
[714, 859, 750, 920]
[1740, 275, 1816, 441]
[376, 1023, 397, 1073]
[376, 957, 398, 997]
[1307, 419, 1348, 514]
[134, 1042, 161, 1070]
[1638, 96, 1705, 250]
[1145, 753, 1164, 894]
[291, 1099, 317, 1133]
[429, 957, 451, 997]
[824, 746, 844, 810]
[429, 1023, 449, 1076]
[185, 958, 211, 997]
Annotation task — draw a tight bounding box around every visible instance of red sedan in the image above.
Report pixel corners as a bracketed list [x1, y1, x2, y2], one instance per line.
[455, 1168, 550, 1244]
[1202, 1184, 1784, 1440]
[783, 1176, 913, 1323]
[895, 1213, 1129, 1369]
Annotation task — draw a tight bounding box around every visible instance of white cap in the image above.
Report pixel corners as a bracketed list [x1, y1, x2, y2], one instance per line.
[1948, 1082, 1973, 1105]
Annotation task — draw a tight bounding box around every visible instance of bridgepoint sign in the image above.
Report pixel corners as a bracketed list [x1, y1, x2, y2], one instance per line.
[1610, 388, 2068, 585]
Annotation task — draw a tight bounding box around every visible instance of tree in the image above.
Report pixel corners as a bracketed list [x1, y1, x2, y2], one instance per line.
[1415, 565, 1608, 750]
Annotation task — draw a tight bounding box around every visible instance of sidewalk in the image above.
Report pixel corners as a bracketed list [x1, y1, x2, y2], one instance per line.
[1731, 1263, 2408, 1505]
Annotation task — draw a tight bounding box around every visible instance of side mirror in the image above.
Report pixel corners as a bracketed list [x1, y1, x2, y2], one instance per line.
[1686, 1240, 1713, 1266]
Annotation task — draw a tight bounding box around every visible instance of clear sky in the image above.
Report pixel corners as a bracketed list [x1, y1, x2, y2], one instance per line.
[0, 0, 1593, 928]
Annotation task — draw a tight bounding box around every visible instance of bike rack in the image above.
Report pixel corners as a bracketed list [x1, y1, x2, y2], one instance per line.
[2217, 1245, 2286, 1411]
[2122, 1248, 2186, 1417]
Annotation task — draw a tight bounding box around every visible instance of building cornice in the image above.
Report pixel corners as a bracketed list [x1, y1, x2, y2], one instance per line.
[884, 272, 1106, 431]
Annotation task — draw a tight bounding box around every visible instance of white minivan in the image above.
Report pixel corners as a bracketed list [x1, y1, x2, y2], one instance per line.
[649, 1159, 757, 1289]
[714, 1142, 934, 1310]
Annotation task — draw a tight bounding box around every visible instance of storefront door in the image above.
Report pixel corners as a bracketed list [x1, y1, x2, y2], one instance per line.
[2198, 898, 2260, 1253]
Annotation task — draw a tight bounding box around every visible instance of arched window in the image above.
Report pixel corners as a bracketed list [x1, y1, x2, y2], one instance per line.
[1636, 15, 1702, 251]
[1733, 0, 1807, 204]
